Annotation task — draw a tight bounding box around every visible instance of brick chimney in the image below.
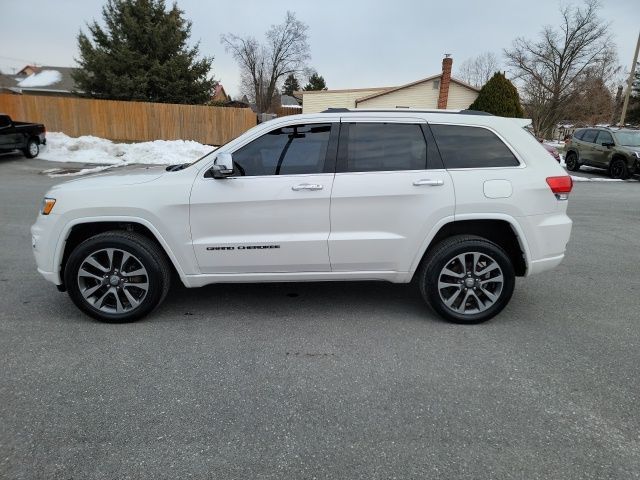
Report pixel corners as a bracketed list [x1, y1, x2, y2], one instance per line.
[437, 54, 453, 109]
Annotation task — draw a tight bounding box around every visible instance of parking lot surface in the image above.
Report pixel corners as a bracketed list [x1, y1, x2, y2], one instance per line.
[1, 156, 639, 479]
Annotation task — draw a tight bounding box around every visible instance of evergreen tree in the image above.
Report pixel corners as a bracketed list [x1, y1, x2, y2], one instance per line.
[73, 0, 215, 104]
[282, 74, 301, 96]
[469, 72, 523, 117]
[303, 72, 327, 91]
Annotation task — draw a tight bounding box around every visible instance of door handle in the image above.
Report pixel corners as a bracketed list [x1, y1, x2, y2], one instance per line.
[292, 183, 323, 191]
[413, 179, 444, 186]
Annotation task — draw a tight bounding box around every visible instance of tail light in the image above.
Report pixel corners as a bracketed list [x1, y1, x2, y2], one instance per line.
[546, 176, 573, 200]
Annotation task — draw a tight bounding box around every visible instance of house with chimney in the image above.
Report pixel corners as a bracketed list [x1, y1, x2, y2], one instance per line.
[297, 56, 479, 113]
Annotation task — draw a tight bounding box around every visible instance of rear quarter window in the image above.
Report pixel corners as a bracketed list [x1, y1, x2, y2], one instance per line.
[430, 124, 520, 169]
[581, 129, 599, 143]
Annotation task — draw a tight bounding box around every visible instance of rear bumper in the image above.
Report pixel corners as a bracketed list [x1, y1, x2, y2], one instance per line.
[528, 254, 565, 275]
[518, 212, 572, 276]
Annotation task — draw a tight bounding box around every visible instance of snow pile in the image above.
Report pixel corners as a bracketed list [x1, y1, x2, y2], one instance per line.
[17, 70, 62, 88]
[41, 132, 215, 165]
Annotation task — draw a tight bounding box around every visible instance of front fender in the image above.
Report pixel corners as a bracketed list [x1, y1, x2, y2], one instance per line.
[51, 215, 194, 285]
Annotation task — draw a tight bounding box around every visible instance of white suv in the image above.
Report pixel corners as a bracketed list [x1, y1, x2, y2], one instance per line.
[31, 109, 573, 324]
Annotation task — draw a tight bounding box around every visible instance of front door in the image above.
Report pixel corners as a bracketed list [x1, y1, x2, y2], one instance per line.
[190, 122, 337, 274]
[329, 119, 455, 272]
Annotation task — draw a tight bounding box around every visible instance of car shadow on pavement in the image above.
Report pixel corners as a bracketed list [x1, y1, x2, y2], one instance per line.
[158, 280, 441, 325]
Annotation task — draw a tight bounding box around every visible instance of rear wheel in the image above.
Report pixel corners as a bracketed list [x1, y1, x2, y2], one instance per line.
[64, 231, 171, 322]
[609, 158, 629, 180]
[23, 138, 39, 158]
[418, 235, 515, 324]
[565, 151, 580, 171]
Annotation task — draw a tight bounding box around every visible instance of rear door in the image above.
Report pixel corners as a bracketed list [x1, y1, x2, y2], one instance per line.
[190, 121, 337, 274]
[578, 129, 599, 165]
[329, 119, 455, 272]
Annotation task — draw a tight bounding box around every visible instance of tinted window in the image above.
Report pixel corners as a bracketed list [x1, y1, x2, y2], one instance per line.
[232, 123, 331, 176]
[0, 116, 10, 128]
[430, 124, 519, 168]
[340, 123, 427, 172]
[596, 131, 614, 145]
[581, 129, 599, 143]
[573, 129, 586, 140]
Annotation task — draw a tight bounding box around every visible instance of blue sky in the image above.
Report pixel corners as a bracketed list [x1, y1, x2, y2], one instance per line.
[1, 0, 638, 98]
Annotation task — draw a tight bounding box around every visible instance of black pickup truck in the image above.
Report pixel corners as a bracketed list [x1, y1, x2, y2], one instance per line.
[0, 114, 46, 158]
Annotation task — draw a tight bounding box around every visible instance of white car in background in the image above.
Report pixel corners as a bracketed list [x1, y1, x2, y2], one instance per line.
[31, 108, 573, 324]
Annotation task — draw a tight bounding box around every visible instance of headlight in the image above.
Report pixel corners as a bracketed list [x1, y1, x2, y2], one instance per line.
[41, 198, 56, 215]
[633, 151, 640, 159]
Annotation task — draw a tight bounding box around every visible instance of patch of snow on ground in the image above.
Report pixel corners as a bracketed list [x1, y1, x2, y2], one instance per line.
[41, 132, 216, 165]
[570, 175, 622, 182]
[17, 70, 62, 87]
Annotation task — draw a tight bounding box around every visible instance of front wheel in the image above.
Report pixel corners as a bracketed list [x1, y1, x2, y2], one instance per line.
[418, 235, 515, 324]
[64, 231, 171, 322]
[609, 158, 630, 180]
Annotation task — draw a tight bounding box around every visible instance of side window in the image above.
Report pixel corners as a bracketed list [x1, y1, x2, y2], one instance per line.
[232, 123, 331, 176]
[0, 116, 11, 128]
[339, 123, 428, 172]
[596, 131, 613, 145]
[581, 129, 599, 143]
[430, 124, 520, 168]
[573, 129, 586, 141]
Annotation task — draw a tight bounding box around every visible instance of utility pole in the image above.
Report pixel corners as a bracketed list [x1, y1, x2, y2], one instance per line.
[619, 31, 640, 126]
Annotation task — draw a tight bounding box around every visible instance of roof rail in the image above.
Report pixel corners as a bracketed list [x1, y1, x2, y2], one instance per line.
[320, 107, 493, 116]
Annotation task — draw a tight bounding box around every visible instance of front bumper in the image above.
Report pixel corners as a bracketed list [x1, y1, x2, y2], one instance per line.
[31, 213, 64, 285]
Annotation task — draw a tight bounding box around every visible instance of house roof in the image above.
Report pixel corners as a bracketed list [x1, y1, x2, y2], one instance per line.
[1, 66, 77, 93]
[355, 74, 480, 105]
[294, 86, 395, 96]
[295, 75, 480, 104]
[280, 94, 301, 106]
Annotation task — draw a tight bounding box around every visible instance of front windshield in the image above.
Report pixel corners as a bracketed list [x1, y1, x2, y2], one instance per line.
[613, 131, 640, 147]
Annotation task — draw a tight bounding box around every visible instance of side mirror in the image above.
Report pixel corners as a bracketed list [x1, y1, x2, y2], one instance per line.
[602, 142, 614, 148]
[209, 152, 234, 179]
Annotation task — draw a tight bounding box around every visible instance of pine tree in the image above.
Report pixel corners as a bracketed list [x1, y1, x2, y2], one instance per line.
[469, 72, 523, 118]
[73, 0, 216, 104]
[282, 74, 301, 96]
[303, 72, 327, 91]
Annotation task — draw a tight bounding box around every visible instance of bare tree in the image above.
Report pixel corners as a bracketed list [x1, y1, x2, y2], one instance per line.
[504, 0, 616, 137]
[457, 52, 500, 87]
[221, 12, 310, 113]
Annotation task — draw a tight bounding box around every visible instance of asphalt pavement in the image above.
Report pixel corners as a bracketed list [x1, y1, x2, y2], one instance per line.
[1, 154, 639, 479]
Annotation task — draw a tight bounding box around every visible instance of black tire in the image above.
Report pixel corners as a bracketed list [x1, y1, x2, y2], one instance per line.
[609, 158, 630, 180]
[565, 151, 580, 171]
[418, 235, 515, 324]
[64, 231, 171, 323]
[23, 138, 39, 158]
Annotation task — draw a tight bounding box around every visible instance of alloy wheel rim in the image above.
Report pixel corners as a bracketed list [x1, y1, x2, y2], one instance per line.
[437, 251, 504, 315]
[29, 142, 38, 156]
[76, 248, 149, 314]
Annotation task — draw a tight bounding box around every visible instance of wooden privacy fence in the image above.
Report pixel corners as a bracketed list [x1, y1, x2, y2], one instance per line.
[0, 94, 257, 145]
